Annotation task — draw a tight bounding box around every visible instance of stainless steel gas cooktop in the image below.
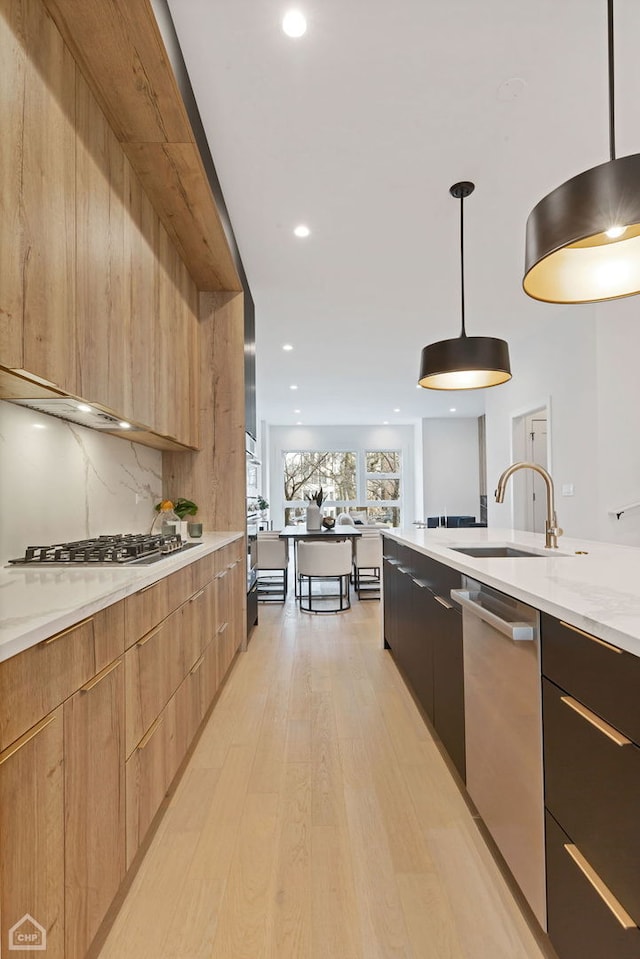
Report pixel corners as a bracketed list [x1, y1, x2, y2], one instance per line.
[7, 533, 201, 567]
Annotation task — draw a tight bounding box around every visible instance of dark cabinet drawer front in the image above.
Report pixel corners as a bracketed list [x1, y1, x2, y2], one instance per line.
[543, 677, 640, 923]
[382, 535, 397, 562]
[541, 612, 640, 744]
[411, 551, 461, 596]
[546, 811, 640, 959]
[432, 598, 465, 780]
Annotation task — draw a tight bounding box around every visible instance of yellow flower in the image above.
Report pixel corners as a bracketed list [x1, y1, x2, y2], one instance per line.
[159, 499, 174, 511]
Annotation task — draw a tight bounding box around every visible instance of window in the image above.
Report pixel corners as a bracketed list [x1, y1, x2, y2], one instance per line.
[283, 448, 402, 526]
[364, 450, 401, 526]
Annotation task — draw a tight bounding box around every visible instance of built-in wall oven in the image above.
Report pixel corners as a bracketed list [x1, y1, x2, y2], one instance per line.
[246, 433, 259, 635]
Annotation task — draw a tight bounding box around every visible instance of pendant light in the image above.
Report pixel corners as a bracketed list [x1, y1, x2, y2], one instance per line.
[524, 0, 640, 304]
[418, 182, 511, 391]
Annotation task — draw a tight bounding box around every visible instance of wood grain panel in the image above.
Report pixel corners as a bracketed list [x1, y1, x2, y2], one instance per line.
[42, 0, 193, 143]
[163, 292, 246, 534]
[122, 141, 241, 292]
[75, 70, 129, 414]
[0, 601, 124, 750]
[4, 0, 78, 391]
[64, 659, 125, 959]
[0, 708, 65, 959]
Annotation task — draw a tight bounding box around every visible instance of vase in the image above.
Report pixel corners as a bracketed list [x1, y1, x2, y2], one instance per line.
[306, 503, 322, 530]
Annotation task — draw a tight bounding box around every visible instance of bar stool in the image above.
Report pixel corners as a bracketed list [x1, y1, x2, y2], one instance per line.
[255, 532, 288, 602]
[297, 540, 352, 613]
[353, 530, 382, 599]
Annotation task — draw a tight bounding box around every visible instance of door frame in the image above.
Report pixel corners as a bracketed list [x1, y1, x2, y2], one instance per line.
[509, 398, 552, 533]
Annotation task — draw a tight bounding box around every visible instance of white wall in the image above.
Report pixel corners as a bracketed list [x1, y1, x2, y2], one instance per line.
[267, 424, 417, 528]
[0, 401, 162, 562]
[421, 417, 480, 523]
[483, 300, 640, 545]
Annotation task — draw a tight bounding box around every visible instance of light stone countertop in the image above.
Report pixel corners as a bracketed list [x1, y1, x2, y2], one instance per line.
[0, 532, 243, 664]
[386, 526, 640, 658]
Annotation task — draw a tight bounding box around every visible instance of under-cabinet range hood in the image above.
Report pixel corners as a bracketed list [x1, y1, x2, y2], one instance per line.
[10, 397, 133, 431]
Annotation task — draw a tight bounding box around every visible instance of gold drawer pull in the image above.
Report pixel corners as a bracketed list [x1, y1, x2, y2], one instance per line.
[0, 715, 57, 766]
[137, 714, 164, 751]
[42, 616, 93, 645]
[217, 622, 228, 635]
[560, 696, 631, 747]
[81, 659, 122, 693]
[136, 621, 165, 648]
[189, 587, 207, 602]
[216, 570, 228, 580]
[559, 620, 622, 653]
[190, 653, 205, 675]
[434, 595, 454, 610]
[564, 844, 637, 929]
[140, 581, 161, 594]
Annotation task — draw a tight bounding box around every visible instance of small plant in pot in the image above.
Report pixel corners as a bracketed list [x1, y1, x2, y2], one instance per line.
[152, 497, 200, 538]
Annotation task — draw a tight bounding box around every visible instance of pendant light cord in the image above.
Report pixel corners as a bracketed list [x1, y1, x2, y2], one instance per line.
[608, 0, 616, 161]
[459, 192, 467, 338]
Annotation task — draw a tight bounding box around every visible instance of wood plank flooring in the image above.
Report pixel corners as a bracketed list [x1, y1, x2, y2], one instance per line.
[97, 595, 553, 959]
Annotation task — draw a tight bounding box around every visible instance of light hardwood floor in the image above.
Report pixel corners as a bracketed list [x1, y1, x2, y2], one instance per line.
[97, 594, 554, 959]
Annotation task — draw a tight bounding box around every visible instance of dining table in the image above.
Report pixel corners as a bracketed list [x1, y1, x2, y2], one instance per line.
[278, 524, 362, 597]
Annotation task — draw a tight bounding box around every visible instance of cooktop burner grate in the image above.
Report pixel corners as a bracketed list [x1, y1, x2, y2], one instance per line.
[8, 533, 199, 566]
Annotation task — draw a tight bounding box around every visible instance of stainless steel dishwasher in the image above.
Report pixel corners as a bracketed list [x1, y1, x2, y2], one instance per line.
[452, 578, 546, 930]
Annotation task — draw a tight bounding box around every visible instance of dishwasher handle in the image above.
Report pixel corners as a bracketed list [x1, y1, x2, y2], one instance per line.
[450, 589, 535, 642]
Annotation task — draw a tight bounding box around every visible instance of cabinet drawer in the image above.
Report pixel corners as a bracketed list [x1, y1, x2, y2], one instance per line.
[0, 602, 125, 750]
[124, 607, 185, 756]
[546, 811, 640, 959]
[543, 677, 640, 923]
[125, 701, 175, 867]
[125, 565, 196, 649]
[382, 535, 398, 561]
[541, 612, 640, 743]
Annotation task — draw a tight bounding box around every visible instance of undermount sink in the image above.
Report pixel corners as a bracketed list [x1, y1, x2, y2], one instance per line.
[451, 545, 547, 558]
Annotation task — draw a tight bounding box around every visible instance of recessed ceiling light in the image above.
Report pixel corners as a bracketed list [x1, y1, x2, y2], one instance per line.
[77, 403, 92, 413]
[293, 408, 301, 413]
[383, 421, 389, 425]
[393, 408, 400, 413]
[32, 423, 46, 429]
[119, 421, 131, 429]
[450, 407, 457, 412]
[293, 224, 310, 238]
[296, 421, 303, 425]
[290, 384, 298, 390]
[283, 343, 294, 351]
[282, 9, 307, 37]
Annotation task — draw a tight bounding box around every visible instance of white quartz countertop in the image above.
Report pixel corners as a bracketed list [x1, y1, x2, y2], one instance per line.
[386, 527, 640, 658]
[0, 532, 243, 663]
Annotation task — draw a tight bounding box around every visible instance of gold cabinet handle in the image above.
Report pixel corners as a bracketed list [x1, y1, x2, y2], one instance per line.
[217, 622, 228, 635]
[434, 595, 454, 610]
[81, 658, 122, 693]
[136, 622, 164, 648]
[190, 653, 205, 675]
[189, 587, 207, 603]
[564, 844, 637, 929]
[216, 570, 228, 580]
[0, 714, 57, 766]
[137, 714, 164, 751]
[560, 696, 631, 747]
[559, 620, 622, 654]
[42, 615, 93, 645]
[140, 580, 161, 594]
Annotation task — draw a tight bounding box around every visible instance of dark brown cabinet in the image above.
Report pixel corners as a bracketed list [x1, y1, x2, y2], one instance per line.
[541, 613, 640, 959]
[382, 537, 465, 779]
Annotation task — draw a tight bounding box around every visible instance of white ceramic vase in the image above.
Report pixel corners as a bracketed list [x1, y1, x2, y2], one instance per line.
[306, 503, 322, 530]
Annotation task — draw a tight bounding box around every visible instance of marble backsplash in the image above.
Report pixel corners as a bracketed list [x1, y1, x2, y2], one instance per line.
[0, 400, 162, 563]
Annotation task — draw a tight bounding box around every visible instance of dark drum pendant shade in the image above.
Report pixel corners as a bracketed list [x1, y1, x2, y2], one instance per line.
[418, 182, 511, 391]
[524, 0, 640, 304]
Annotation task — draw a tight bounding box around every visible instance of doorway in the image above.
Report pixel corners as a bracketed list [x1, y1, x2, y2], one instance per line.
[511, 406, 549, 534]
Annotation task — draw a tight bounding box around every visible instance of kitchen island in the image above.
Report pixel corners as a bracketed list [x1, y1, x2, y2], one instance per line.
[383, 526, 640, 959]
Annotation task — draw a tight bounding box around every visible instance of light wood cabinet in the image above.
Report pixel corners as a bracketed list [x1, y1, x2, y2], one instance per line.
[125, 705, 172, 867]
[64, 658, 125, 959]
[0, 708, 65, 958]
[0, 600, 124, 751]
[0, 0, 77, 389]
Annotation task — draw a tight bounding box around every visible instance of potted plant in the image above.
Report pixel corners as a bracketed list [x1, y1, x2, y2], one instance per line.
[152, 497, 199, 538]
[257, 495, 269, 518]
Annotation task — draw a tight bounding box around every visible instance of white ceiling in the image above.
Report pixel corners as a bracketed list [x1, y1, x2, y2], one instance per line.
[167, 0, 640, 426]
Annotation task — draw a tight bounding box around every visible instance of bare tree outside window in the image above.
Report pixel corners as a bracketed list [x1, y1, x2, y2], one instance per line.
[366, 451, 401, 473]
[283, 451, 357, 502]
